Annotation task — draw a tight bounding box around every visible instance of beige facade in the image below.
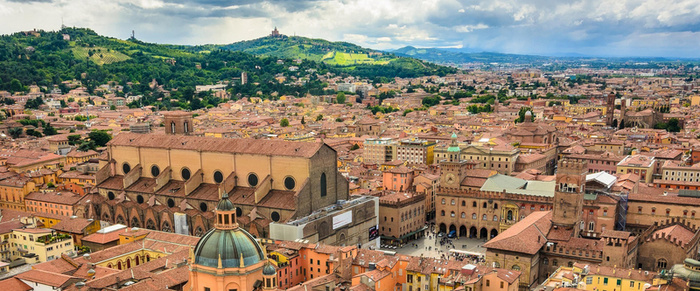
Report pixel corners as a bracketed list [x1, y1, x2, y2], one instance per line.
[94, 133, 348, 238]
[363, 137, 396, 165]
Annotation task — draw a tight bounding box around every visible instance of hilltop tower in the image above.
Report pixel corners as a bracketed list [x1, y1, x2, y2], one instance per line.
[271, 27, 280, 37]
[552, 158, 587, 237]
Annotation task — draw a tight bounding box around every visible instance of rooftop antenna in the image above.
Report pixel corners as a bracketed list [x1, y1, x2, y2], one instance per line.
[131, 30, 135, 40]
[61, 17, 66, 30]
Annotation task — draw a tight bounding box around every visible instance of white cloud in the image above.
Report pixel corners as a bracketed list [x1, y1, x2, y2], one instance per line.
[455, 23, 489, 33]
[0, 0, 699, 57]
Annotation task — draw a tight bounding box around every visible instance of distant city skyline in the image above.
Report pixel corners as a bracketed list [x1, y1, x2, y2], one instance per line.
[1, 0, 699, 58]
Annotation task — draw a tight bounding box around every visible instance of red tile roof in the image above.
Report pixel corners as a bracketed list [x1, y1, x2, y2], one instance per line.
[108, 133, 324, 158]
[0, 278, 31, 291]
[483, 211, 551, 254]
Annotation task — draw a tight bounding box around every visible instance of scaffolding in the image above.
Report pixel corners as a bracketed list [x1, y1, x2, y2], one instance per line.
[616, 191, 628, 231]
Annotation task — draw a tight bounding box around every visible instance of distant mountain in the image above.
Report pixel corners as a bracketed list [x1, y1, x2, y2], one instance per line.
[194, 35, 457, 78]
[392, 46, 555, 65]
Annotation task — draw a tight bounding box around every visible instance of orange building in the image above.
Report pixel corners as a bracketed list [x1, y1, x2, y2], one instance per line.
[25, 191, 83, 216]
[383, 165, 415, 192]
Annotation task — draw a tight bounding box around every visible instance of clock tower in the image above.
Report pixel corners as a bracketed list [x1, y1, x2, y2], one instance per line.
[552, 158, 587, 237]
[440, 133, 471, 189]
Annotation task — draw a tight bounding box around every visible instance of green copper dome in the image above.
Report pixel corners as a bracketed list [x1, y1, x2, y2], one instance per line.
[263, 263, 276, 275]
[193, 227, 265, 268]
[217, 193, 234, 211]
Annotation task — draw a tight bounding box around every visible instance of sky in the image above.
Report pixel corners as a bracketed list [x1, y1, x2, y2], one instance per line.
[1, 0, 700, 58]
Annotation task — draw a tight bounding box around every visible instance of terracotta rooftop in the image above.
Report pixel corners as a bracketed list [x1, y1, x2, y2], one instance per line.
[483, 211, 551, 254]
[108, 133, 325, 158]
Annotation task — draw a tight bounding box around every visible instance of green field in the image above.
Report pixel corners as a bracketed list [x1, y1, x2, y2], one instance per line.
[71, 46, 130, 65]
[321, 51, 391, 65]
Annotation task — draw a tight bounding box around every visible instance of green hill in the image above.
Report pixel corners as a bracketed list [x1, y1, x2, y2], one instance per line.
[195, 35, 455, 78]
[0, 28, 456, 110]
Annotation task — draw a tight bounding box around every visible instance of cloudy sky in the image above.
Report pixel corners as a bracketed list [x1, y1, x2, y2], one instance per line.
[1, 0, 699, 58]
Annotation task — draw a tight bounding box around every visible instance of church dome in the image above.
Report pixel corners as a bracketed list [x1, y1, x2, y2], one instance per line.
[262, 263, 276, 275]
[193, 226, 265, 268]
[193, 192, 265, 269]
[216, 194, 234, 211]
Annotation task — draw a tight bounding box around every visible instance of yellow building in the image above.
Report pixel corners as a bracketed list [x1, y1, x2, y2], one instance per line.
[65, 149, 99, 164]
[10, 228, 74, 263]
[617, 155, 656, 183]
[690, 95, 700, 107]
[0, 176, 37, 211]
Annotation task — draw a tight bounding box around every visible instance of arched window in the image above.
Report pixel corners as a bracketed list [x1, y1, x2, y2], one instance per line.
[494, 203, 498, 209]
[117, 261, 122, 270]
[462, 201, 466, 206]
[472, 213, 477, 220]
[320, 173, 327, 197]
[461, 212, 466, 218]
[589, 221, 595, 231]
[482, 214, 487, 220]
[512, 265, 521, 271]
[657, 259, 668, 269]
[493, 215, 498, 221]
[183, 121, 189, 133]
[483, 202, 487, 208]
[442, 199, 446, 205]
[473, 201, 477, 207]
[170, 122, 176, 134]
[441, 210, 445, 216]
[450, 211, 455, 217]
[451, 199, 455, 205]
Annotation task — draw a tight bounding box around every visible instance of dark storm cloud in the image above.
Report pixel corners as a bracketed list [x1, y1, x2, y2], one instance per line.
[2, 0, 700, 57]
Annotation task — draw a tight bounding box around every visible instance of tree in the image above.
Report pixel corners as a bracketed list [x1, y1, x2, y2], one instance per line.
[25, 97, 43, 109]
[316, 114, 323, 121]
[9, 79, 23, 93]
[8, 127, 22, 138]
[26, 129, 42, 137]
[666, 118, 681, 132]
[336, 92, 346, 104]
[421, 95, 441, 107]
[300, 116, 305, 125]
[280, 118, 290, 127]
[78, 140, 96, 152]
[67, 134, 82, 145]
[350, 144, 360, 150]
[42, 123, 57, 136]
[88, 130, 112, 147]
[110, 105, 117, 110]
[515, 107, 534, 123]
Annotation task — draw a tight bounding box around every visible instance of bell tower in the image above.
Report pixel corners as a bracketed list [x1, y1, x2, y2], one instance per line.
[552, 158, 587, 237]
[163, 111, 193, 135]
[440, 133, 471, 189]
